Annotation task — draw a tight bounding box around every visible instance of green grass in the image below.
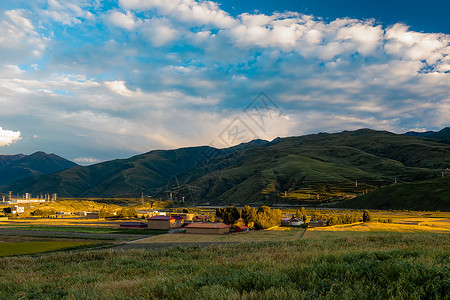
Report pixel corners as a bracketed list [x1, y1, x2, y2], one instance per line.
[339, 177, 450, 210]
[0, 231, 448, 299]
[0, 241, 98, 257]
[3, 225, 168, 235]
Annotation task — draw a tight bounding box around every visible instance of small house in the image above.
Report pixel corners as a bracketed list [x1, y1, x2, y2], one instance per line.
[192, 215, 207, 223]
[11, 206, 24, 214]
[290, 217, 303, 226]
[171, 213, 194, 221]
[185, 223, 229, 235]
[281, 217, 291, 226]
[147, 215, 183, 230]
[235, 225, 249, 233]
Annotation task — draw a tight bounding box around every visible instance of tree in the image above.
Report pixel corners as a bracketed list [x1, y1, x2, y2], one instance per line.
[363, 210, 373, 222]
[208, 213, 216, 223]
[182, 208, 191, 213]
[119, 207, 138, 218]
[254, 206, 283, 229]
[300, 207, 307, 222]
[241, 205, 257, 226]
[216, 206, 240, 226]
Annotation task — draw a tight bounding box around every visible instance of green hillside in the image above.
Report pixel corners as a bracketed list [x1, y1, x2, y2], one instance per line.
[0, 152, 77, 186]
[338, 177, 450, 211]
[1, 129, 449, 209]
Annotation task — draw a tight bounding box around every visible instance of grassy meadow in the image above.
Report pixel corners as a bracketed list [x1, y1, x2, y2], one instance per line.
[0, 230, 448, 299]
[0, 241, 100, 257]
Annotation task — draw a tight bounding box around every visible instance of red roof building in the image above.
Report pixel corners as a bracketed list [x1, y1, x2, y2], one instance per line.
[235, 225, 249, 233]
[147, 215, 183, 230]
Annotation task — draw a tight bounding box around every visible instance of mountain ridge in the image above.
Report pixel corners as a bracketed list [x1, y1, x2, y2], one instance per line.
[0, 151, 78, 186]
[1, 128, 448, 211]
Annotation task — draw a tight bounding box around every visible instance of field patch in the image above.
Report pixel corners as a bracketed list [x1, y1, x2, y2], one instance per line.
[131, 227, 305, 245]
[0, 241, 97, 257]
[309, 219, 450, 233]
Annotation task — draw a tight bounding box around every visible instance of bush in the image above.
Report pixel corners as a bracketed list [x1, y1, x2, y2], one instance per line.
[216, 206, 240, 225]
[254, 206, 283, 229]
[363, 210, 373, 222]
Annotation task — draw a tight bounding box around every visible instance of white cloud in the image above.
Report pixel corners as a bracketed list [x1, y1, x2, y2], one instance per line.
[107, 10, 141, 30]
[0, 0, 449, 160]
[0, 10, 48, 63]
[73, 157, 101, 165]
[119, 0, 236, 28]
[42, 0, 95, 25]
[0, 127, 21, 146]
[141, 18, 178, 46]
[104, 80, 137, 97]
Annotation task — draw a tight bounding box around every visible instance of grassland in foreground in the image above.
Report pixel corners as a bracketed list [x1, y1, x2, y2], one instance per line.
[0, 230, 448, 299]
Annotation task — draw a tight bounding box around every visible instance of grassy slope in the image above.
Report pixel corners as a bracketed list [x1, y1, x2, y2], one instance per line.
[338, 177, 450, 210]
[0, 231, 448, 299]
[1, 129, 448, 208]
[184, 130, 448, 204]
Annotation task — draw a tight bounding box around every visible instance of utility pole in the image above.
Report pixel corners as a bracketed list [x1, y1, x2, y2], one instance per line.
[355, 180, 358, 187]
[141, 192, 144, 204]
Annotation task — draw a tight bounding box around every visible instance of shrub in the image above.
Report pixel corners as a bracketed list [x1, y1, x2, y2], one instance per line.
[363, 210, 373, 222]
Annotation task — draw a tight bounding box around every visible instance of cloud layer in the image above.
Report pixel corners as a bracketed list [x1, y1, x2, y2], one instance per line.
[0, 127, 21, 147]
[0, 0, 449, 163]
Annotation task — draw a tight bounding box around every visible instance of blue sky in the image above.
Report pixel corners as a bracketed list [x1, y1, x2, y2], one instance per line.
[0, 0, 449, 164]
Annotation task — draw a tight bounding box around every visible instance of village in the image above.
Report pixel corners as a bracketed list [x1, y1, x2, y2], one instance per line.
[0, 200, 310, 236]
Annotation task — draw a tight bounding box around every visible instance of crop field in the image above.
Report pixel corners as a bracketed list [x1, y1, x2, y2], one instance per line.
[0, 230, 448, 299]
[310, 218, 450, 233]
[0, 239, 101, 257]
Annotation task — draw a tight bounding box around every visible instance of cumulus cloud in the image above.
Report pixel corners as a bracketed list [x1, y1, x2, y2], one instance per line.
[73, 157, 101, 165]
[0, 10, 48, 63]
[0, 127, 21, 147]
[41, 0, 95, 25]
[0, 1, 448, 161]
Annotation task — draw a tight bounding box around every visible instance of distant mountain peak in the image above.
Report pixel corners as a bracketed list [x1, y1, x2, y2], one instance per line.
[0, 152, 77, 186]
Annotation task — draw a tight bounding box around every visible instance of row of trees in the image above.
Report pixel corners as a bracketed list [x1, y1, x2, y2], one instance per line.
[216, 206, 283, 229]
[310, 210, 374, 226]
[327, 213, 360, 226]
[98, 207, 138, 218]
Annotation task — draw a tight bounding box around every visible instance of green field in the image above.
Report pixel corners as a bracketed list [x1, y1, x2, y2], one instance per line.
[0, 241, 98, 257]
[0, 231, 448, 299]
[3, 225, 167, 235]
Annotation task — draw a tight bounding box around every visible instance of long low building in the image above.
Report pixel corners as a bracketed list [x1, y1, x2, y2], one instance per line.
[147, 215, 184, 230]
[185, 223, 229, 235]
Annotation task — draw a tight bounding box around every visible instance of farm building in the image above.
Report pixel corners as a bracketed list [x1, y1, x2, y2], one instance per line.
[11, 206, 24, 214]
[281, 217, 291, 226]
[235, 225, 249, 233]
[185, 223, 229, 235]
[290, 218, 303, 226]
[192, 215, 207, 223]
[119, 222, 148, 228]
[147, 215, 184, 230]
[171, 213, 194, 221]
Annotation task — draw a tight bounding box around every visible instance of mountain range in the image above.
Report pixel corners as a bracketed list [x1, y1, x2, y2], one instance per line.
[0, 152, 77, 186]
[1, 128, 448, 210]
